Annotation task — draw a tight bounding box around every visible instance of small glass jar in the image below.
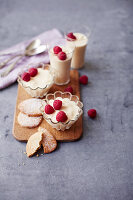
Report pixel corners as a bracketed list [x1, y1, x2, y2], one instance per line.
[65, 32, 90, 69]
[48, 39, 74, 85]
[40, 91, 83, 131]
[18, 63, 54, 98]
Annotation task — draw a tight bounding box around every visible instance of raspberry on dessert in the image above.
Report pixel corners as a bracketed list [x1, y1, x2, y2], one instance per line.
[79, 75, 88, 85]
[28, 68, 38, 77]
[45, 105, 55, 114]
[67, 32, 76, 41]
[64, 86, 73, 94]
[56, 111, 68, 122]
[58, 51, 67, 60]
[53, 46, 62, 54]
[53, 100, 62, 110]
[87, 109, 97, 118]
[21, 72, 30, 82]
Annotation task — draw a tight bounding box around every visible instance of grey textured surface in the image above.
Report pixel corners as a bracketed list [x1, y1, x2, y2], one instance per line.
[0, 0, 133, 199]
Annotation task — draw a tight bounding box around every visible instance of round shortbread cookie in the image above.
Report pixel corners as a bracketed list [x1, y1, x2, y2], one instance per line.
[17, 112, 42, 128]
[18, 98, 46, 117]
[26, 131, 43, 157]
[38, 127, 57, 153]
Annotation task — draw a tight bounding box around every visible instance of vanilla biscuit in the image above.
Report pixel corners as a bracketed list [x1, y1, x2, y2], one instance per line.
[18, 98, 46, 117]
[17, 112, 42, 128]
[38, 127, 57, 153]
[26, 131, 43, 157]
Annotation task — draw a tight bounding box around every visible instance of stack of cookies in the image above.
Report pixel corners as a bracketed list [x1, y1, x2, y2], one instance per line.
[17, 98, 57, 157]
[18, 98, 44, 128]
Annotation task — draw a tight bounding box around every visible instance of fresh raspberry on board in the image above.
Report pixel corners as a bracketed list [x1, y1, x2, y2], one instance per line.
[45, 105, 55, 114]
[53, 100, 62, 110]
[67, 32, 76, 41]
[28, 68, 38, 77]
[58, 51, 67, 60]
[64, 86, 73, 94]
[87, 109, 97, 118]
[21, 72, 30, 82]
[53, 46, 62, 54]
[56, 111, 68, 122]
[79, 75, 88, 85]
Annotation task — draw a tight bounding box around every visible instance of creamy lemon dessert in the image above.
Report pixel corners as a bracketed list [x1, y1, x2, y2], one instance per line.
[18, 68, 54, 98]
[45, 97, 80, 123]
[21, 68, 53, 89]
[49, 46, 74, 85]
[41, 92, 83, 131]
[66, 32, 88, 69]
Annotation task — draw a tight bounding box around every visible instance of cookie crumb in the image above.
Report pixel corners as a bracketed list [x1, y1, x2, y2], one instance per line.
[36, 154, 39, 157]
[24, 152, 27, 154]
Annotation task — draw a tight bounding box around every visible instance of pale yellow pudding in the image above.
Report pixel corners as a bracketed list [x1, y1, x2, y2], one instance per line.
[18, 68, 54, 98]
[45, 97, 80, 123]
[66, 33, 88, 69]
[41, 91, 83, 131]
[49, 46, 73, 85]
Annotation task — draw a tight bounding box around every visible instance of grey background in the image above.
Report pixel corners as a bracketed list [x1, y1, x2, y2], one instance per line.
[0, 0, 133, 199]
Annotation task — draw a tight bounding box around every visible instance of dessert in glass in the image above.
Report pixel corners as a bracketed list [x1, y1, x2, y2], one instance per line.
[48, 40, 74, 85]
[40, 91, 83, 131]
[18, 63, 54, 98]
[66, 32, 88, 69]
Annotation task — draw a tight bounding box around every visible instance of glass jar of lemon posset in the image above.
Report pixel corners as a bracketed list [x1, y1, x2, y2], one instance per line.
[48, 40, 74, 86]
[66, 32, 88, 69]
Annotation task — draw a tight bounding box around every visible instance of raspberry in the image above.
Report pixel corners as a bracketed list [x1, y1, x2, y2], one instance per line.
[53, 46, 62, 54]
[64, 86, 73, 94]
[21, 72, 30, 82]
[28, 68, 38, 77]
[87, 109, 97, 118]
[79, 75, 88, 85]
[67, 32, 76, 41]
[45, 105, 54, 114]
[58, 51, 67, 60]
[56, 111, 68, 122]
[53, 100, 62, 110]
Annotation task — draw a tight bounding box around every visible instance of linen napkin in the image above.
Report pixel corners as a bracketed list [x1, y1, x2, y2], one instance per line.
[0, 29, 63, 90]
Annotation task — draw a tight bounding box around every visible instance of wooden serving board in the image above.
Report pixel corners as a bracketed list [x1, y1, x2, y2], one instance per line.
[13, 70, 82, 142]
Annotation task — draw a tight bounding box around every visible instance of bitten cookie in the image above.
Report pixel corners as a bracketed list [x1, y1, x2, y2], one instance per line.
[38, 127, 57, 153]
[17, 112, 42, 128]
[18, 98, 46, 117]
[26, 131, 43, 157]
